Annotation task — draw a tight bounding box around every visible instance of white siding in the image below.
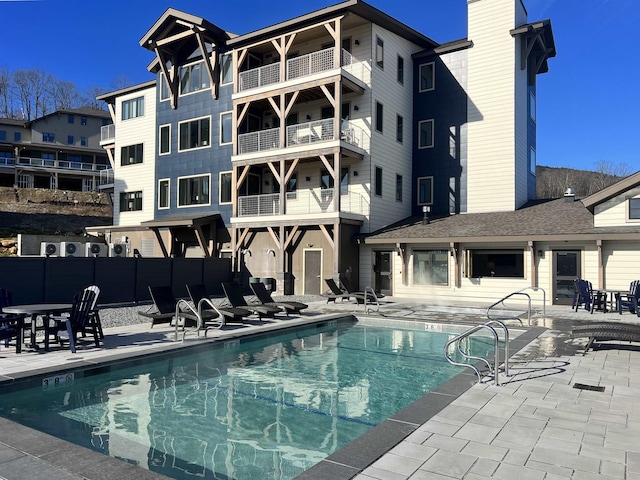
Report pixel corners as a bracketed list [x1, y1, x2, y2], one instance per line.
[467, 0, 521, 213]
[113, 86, 157, 226]
[594, 185, 640, 227]
[602, 241, 640, 290]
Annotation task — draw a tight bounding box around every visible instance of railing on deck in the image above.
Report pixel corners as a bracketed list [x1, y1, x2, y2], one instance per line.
[14, 157, 107, 172]
[238, 127, 281, 155]
[239, 63, 280, 91]
[99, 169, 114, 186]
[101, 124, 115, 143]
[287, 120, 334, 147]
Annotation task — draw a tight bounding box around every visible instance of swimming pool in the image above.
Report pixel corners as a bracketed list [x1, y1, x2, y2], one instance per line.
[0, 318, 498, 480]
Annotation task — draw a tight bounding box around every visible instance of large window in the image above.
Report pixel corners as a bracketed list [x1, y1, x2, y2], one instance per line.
[413, 250, 448, 285]
[120, 191, 142, 212]
[375, 166, 383, 196]
[629, 197, 640, 220]
[418, 119, 434, 149]
[417, 177, 433, 205]
[179, 116, 210, 151]
[179, 61, 211, 95]
[43, 132, 55, 142]
[375, 36, 384, 69]
[159, 125, 170, 155]
[220, 112, 232, 144]
[375, 101, 383, 133]
[121, 97, 144, 120]
[158, 179, 170, 209]
[178, 174, 210, 207]
[121, 143, 143, 166]
[219, 172, 232, 204]
[221, 54, 233, 85]
[419, 63, 435, 92]
[467, 250, 524, 278]
[397, 55, 404, 84]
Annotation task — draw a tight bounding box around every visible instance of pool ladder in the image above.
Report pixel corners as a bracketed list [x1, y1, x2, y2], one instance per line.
[362, 286, 380, 314]
[173, 298, 225, 342]
[486, 287, 547, 326]
[444, 319, 510, 386]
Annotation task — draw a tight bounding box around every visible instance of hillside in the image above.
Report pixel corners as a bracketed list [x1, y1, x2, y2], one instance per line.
[536, 166, 623, 199]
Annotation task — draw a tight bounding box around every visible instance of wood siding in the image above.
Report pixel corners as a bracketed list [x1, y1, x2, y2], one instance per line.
[594, 185, 640, 227]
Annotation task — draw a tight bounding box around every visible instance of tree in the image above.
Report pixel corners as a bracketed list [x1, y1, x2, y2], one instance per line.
[0, 67, 14, 118]
[13, 68, 52, 120]
[49, 79, 79, 111]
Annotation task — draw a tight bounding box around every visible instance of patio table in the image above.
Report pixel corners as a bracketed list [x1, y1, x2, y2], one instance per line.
[3, 304, 72, 351]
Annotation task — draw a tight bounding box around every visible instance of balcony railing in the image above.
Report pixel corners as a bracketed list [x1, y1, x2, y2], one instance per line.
[15, 156, 108, 172]
[101, 124, 115, 143]
[0, 157, 15, 166]
[99, 168, 114, 185]
[238, 127, 281, 155]
[287, 119, 334, 147]
[236, 188, 367, 217]
[238, 47, 368, 92]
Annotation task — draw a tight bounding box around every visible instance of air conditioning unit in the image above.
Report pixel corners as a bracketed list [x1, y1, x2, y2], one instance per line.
[109, 243, 128, 257]
[40, 242, 60, 257]
[60, 242, 85, 257]
[85, 242, 108, 257]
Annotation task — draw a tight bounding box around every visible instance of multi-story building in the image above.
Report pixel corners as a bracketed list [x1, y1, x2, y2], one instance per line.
[94, 0, 570, 299]
[0, 106, 111, 192]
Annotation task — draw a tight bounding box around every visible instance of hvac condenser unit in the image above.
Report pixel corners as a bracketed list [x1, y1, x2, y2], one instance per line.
[40, 242, 60, 257]
[85, 242, 108, 257]
[60, 242, 85, 257]
[109, 243, 128, 257]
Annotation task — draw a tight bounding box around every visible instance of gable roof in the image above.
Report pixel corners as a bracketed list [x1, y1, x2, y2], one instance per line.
[582, 170, 640, 211]
[364, 197, 640, 244]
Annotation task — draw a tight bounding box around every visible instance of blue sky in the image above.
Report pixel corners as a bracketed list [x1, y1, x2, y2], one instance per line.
[1, 0, 639, 172]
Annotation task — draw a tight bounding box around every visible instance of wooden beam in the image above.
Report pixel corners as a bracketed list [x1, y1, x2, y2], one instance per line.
[152, 228, 169, 258]
[319, 224, 334, 249]
[284, 225, 299, 250]
[267, 226, 280, 247]
[194, 224, 211, 257]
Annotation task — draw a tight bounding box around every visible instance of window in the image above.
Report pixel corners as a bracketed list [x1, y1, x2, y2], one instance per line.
[179, 61, 211, 95]
[179, 116, 210, 151]
[14, 132, 21, 142]
[413, 250, 448, 285]
[68, 114, 74, 124]
[419, 63, 435, 92]
[43, 132, 55, 142]
[375, 101, 383, 133]
[81, 116, 87, 125]
[121, 143, 143, 166]
[221, 54, 233, 85]
[0, 131, 6, 141]
[159, 124, 171, 155]
[397, 55, 404, 84]
[287, 173, 298, 198]
[530, 147, 536, 175]
[396, 174, 403, 202]
[220, 112, 232, 144]
[467, 250, 524, 278]
[121, 96, 144, 120]
[219, 172, 232, 204]
[375, 36, 384, 69]
[178, 174, 210, 207]
[160, 73, 170, 101]
[529, 91, 536, 122]
[396, 114, 403, 143]
[81, 137, 87, 146]
[375, 166, 383, 196]
[417, 177, 433, 205]
[158, 179, 170, 209]
[629, 198, 640, 220]
[119, 191, 142, 212]
[67, 135, 74, 145]
[321, 168, 348, 194]
[418, 119, 434, 149]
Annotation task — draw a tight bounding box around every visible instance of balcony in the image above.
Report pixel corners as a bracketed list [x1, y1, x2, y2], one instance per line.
[238, 47, 369, 93]
[100, 124, 115, 145]
[15, 156, 108, 172]
[236, 188, 367, 218]
[237, 120, 364, 156]
[99, 168, 114, 186]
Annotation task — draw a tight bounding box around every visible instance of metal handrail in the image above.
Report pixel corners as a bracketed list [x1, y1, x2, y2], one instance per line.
[174, 299, 198, 342]
[362, 286, 379, 314]
[444, 323, 501, 386]
[486, 287, 546, 326]
[197, 297, 225, 336]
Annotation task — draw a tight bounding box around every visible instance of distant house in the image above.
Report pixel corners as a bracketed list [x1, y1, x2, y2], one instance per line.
[0, 106, 111, 192]
[99, 0, 640, 308]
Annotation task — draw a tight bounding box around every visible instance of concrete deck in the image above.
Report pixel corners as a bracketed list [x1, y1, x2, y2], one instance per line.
[1, 297, 639, 480]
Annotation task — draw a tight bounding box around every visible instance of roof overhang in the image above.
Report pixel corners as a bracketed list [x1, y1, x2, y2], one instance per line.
[582, 171, 640, 210]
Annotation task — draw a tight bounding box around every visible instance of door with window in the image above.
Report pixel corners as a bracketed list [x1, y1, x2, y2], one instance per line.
[553, 250, 580, 305]
[374, 251, 393, 296]
[303, 249, 322, 295]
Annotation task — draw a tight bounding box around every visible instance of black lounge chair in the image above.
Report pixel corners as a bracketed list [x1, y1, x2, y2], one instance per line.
[249, 281, 308, 314]
[221, 283, 280, 321]
[323, 278, 354, 303]
[571, 322, 640, 354]
[616, 280, 640, 315]
[138, 285, 200, 328]
[186, 284, 251, 324]
[338, 274, 383, 305]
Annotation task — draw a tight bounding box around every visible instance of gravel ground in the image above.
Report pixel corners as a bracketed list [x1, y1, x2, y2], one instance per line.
[98, 294, 326, 329]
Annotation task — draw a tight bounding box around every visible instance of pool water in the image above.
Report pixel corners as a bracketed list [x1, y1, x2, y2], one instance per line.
[0, 320, 495, 479]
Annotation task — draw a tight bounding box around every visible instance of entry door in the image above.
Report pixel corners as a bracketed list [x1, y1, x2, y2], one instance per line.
[303, 249, 322, 295]
[374, 251, 393, 296]
[553, 250, 580, 305]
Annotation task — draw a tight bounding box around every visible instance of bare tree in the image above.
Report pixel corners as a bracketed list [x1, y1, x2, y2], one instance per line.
[49, 78, 79, 110]
[0, 67, 14, 118]
[80, 85, 109, 109]
[13, 68, 52, 120]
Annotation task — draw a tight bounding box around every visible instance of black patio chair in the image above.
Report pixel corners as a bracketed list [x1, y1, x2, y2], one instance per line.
[186, 283, 251, 325]
[49, 287, 99, 353]
[574, 279, 607, 313]
[323, 278, 354, 303]
[616, 280, 640, 315]
[249, 281, 308, 314]
[138, 285, 200, 328]
[221, 283, 280, 321]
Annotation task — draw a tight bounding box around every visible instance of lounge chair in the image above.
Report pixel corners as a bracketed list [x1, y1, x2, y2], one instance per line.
[249, 281, 308, 314]
[138, 285, 200, 328]
[186, 284, 251, 324]
[221, 282, 281, 321]
[323, 278, 354, 303]
[616, 280, 640, 315]
[574, 279, 607, 313]
[571, 322, 640, 354]
[338, 274, 383, 305]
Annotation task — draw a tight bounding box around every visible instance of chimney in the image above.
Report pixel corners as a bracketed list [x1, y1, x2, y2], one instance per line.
[564, 187, 576, 202]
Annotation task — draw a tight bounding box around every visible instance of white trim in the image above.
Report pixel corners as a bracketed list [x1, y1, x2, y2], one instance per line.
[159, 124, 171, 156]
[418, 119, 434, 149]
[220, 111, 232, 145]
[417, 176, 433, 205]
[302, 248, 323, 295]
[219, 171, 232, 205]
[419, 62, 435, 92]
[626, 196, 640, 223]
[177, 115, 212, 152]
[177, 173, 211, 208]
[158, 178, 170, 210]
